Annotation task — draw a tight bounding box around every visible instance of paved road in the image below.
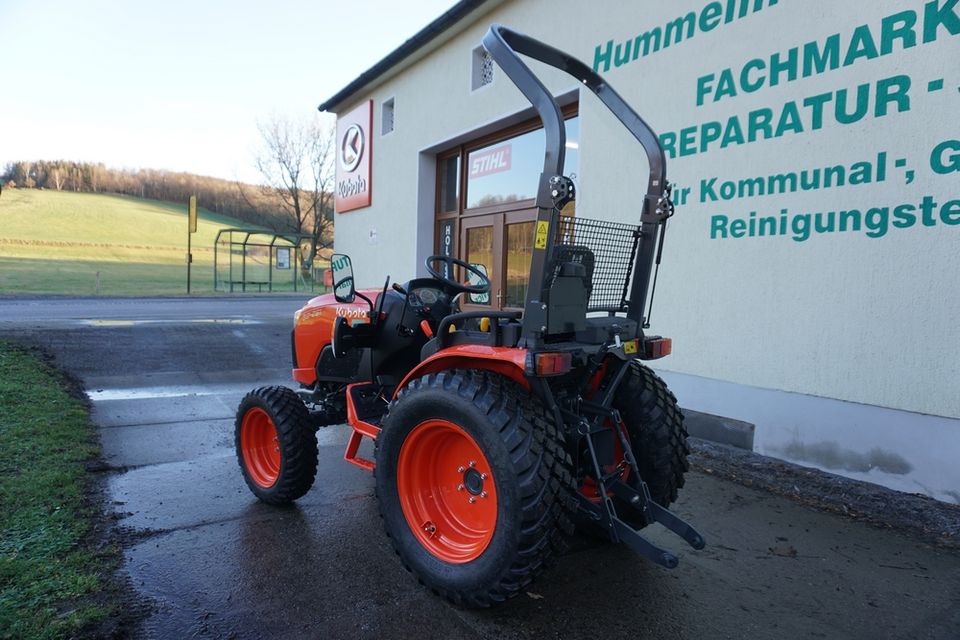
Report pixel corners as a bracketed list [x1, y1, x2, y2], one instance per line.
[3, 297, 959, 639]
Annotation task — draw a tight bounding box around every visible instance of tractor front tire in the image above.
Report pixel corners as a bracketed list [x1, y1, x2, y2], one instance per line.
[236, 386, 318, 505]
[375, 370, 575, 608]
[613, 362, 689, 515]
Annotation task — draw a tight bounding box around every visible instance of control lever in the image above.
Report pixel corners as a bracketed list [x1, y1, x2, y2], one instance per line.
[394, 281, 414, 337]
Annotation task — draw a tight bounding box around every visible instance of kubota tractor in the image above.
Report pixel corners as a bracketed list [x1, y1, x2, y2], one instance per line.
[235, 24, 704, 607]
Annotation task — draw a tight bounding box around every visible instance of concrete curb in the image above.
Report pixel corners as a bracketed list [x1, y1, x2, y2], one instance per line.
[682, 408, 755, 451]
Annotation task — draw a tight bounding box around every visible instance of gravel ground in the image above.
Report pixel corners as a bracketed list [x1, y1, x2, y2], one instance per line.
[689, 438, 960, 548]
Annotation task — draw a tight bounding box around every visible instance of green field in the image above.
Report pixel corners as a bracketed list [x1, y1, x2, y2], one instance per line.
[0, 189, 323, 296]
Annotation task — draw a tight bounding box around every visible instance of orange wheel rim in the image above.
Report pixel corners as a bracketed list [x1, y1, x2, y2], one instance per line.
[397, 419, 498, 564]
[241, 407, 281, 488]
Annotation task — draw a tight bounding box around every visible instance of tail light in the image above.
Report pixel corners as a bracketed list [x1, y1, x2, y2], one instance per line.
[534, 352, 573, 376]
[643, 336, 672, 360]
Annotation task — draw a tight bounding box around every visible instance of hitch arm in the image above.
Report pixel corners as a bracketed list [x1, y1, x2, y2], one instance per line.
[573, 400, 706, 568]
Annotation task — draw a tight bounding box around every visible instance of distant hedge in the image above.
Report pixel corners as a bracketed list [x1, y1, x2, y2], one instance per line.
[2, 160, 288, 231]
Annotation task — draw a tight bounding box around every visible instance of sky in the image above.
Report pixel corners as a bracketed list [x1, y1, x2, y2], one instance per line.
[0, 0, 458, 184]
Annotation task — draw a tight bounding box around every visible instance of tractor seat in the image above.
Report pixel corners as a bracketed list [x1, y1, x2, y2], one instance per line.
[549, 245, 595, 296]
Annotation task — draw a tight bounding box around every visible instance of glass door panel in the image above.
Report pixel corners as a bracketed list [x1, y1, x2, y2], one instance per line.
[505, 221, 534, 308]
[462, 220, 497, 308]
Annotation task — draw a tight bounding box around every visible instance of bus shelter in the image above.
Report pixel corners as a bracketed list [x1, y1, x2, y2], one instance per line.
[214, 228, 312, 293]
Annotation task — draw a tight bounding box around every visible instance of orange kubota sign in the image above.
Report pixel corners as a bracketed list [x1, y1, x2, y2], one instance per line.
[335, 100, 373, 212]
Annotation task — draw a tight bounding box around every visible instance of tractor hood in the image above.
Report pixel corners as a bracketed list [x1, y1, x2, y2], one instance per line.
[291, 289, 380, 385]
[295, 289, 381, 326]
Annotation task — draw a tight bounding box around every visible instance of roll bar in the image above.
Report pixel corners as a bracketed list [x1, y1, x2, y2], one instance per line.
[481, 24, 673, 340]
[481, 24, 667, 200]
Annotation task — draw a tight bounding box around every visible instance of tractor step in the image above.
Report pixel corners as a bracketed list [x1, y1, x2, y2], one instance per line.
[343, 382, 386, 472]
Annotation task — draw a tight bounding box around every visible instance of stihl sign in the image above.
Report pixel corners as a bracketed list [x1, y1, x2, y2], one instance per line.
[336, 100, 372, 213]
[469, 144, 512, 178]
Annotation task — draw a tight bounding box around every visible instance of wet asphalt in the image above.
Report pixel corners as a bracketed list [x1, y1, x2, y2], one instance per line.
[1, 296, 958, 639]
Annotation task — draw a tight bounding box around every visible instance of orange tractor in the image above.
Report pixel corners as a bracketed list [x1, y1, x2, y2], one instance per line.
[236, 24, 704, 607]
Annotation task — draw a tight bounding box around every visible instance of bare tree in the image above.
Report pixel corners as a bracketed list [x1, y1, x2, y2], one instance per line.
[304, 127, 336, 269]
[248, 114, 336, 273]
[52, 165, 65, 191]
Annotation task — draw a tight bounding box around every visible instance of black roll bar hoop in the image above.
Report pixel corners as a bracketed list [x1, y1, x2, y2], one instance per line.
[481, 24, 672, 336]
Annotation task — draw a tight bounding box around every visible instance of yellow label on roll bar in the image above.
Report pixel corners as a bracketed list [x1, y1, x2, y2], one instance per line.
[534, 220, 549, 249]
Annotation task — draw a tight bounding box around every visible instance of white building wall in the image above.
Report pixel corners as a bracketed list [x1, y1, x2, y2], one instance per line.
[329, 0, 960, 501]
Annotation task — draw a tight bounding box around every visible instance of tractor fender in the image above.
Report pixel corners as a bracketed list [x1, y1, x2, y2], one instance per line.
[392, 345, 529, 398]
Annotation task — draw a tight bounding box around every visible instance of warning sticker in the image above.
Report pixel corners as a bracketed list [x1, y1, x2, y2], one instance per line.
[623, 339, 638, 355]
[534, 220, 549, 250]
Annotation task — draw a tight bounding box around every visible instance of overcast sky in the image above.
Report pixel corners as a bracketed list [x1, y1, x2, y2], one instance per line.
[0, 0, 458, 183]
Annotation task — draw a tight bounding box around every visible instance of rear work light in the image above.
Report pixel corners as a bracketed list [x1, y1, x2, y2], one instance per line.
[643, 336, 672, 360]
[534, 352, 573, 376]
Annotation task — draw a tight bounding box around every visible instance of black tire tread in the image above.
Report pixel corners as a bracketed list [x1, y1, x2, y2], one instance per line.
[376, 369, 577, 608]
[614, 362, 689, 507]
[235, 385, 318, 505]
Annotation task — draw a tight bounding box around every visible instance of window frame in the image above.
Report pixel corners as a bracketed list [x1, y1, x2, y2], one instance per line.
[435, 102, 579, 222]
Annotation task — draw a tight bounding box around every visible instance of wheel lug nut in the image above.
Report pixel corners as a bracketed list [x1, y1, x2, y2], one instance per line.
[480, 473, 487, 480]
[457, 484, 465, 491]
[457, 466, 465, 473]
[480, 491, 488, 499]
[469, 497, 477, 504]
[469, 461, 476, 467]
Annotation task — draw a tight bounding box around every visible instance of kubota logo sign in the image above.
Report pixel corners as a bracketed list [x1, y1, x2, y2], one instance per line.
[340, 124, 364, 172]
[335, 100, 372, 213]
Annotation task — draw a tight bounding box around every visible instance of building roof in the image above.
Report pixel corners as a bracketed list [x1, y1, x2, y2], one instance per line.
[317, 0, 489, 113]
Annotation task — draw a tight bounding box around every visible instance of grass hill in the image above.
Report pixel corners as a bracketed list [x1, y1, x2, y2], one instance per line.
[0, 189, 315, 296]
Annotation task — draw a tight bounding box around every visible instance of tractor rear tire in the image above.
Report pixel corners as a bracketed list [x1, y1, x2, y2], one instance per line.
[375, 370, 576, 608]
[613, 362, 689, 517]
[236, 386, 318, 505]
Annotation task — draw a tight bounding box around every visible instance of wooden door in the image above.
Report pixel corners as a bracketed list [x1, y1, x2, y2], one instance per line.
[459, 213, 501, 311]
[459, 209, 537, 312]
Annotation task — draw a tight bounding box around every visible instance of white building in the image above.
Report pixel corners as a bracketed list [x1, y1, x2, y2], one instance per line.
[318, 0, 960, 503]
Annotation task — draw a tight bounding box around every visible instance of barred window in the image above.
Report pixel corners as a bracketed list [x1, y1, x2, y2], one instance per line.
[381, 97, 395, 135]
[471, 46, 494, 91]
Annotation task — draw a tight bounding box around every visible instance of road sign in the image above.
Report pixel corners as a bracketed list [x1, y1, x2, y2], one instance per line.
[188, 196, 198, 234]
[187, 195, 197, 293]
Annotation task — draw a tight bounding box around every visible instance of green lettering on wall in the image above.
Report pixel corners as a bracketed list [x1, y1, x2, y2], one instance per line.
[775, 101, 804, 136]
[931, 140, 960, 174]
[881, 10, 918, 54]
[803, 34, 841, 77]
[843, 25, 880, 66]
[923, 0, 960, 43]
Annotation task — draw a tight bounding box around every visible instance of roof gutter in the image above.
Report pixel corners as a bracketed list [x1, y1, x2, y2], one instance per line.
[317, 0, 489, 113]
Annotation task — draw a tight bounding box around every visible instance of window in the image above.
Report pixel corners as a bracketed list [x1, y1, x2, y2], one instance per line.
[465, 226, 494, 306]
[465, 117, 579, 209]
[435, 106, 579, 311]
[505, 221, 535, 307]
[471, 46, 494, 91]
[381, 97, 395, 135]
[437, 155, 460, 213]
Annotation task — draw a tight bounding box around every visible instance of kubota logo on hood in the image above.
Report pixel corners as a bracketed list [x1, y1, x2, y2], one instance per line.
[340, 124, 364, 172]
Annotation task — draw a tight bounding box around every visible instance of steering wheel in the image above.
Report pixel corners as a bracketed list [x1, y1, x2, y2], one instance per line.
[425, 255, 491, 295]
